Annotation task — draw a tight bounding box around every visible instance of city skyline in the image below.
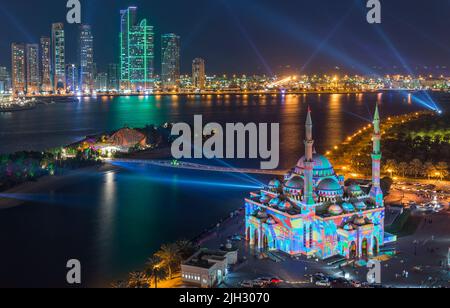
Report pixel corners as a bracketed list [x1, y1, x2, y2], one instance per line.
[0, 0, 448, 76]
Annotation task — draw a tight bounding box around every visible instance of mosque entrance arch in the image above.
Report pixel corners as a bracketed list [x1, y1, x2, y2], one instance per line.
[373, 237, 379, 256]
[350, 242, 357, 259]
[263, 234, 269, 250]
[362, 239, 369, 258]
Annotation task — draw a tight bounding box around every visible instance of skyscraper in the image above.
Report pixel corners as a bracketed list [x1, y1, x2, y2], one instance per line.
[192, 58, 206, 90]
[26, 44, 40, 94]
[11, 43, 26, 95]
[79, 24, 94, 93]
[0, 67, 11, 93]
[66, 64, 79, 93]
[107, 63, 120, 91]
[40, 37, 52, 92]
[52, 23, 66, 92]
[119, 7, 155, 91]
[161, 34, 180, 89]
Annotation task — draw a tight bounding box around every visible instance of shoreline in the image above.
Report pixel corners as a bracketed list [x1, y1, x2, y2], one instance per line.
[0, 163, 119, 210]
[24, 89, 449, 99]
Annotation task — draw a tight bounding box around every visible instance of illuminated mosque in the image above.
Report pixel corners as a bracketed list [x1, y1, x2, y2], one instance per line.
[245, 105, 396, 260]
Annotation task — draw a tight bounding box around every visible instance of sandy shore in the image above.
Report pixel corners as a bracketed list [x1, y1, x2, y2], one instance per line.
[0, 163, 119, 210]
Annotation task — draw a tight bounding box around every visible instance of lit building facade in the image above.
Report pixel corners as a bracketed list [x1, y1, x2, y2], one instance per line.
[66, 64, 79, 93]
[95, 72, 108, 91]
[119, 7, 155, 91]
[11, 43, 26, 95]
[52, 23, 66, 92]
[79, 24, 94, 93]
[107, 63, 120, 91]
[0, 66, 11, 93]
[26, 44, 40, 94]
[161, 33, 180, 89]
[40, 37, 52, 93]
[192, 58, 206, 90]
[245, 106, 395, 260]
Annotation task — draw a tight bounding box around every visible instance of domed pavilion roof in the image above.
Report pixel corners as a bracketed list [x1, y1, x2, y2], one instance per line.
[328, 204, 344, 215]
[317, 178, 343, 196]
[296, 154, 335, 177]
[284, 176, 304, 190]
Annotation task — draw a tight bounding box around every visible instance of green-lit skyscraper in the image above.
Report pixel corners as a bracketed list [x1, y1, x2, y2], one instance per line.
[119, 7, 155, 91]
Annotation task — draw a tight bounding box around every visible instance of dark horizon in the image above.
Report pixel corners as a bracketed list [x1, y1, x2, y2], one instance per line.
[0, 0, 449, 76]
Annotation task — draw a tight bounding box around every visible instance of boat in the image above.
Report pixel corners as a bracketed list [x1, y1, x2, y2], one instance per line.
[0, 97, 36, 112]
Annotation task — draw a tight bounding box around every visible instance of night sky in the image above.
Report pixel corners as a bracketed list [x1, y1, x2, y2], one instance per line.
[0, 0, 449, 75]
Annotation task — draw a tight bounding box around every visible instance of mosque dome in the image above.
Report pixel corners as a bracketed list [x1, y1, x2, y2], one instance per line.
[278, 200, 294, 211]
[268, 179, 282, 189]
[347, 184, 364, 197]
[343, 224, 354, 231]
[296, 154, 335, 177]
[342, 202, 355, 213]
[317, 178, 343, 196]
[284, 176, 304, 190]
[355, 201, 368, 211]
[328, 204, 344, 215]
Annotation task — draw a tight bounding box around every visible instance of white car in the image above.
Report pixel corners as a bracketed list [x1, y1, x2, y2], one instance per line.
[240, 281, 254, 288]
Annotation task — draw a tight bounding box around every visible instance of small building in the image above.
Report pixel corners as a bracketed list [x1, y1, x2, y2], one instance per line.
[181, 248, 236, 288]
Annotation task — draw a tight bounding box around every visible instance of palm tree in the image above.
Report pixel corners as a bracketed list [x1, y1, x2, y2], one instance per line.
[127, 271, 148, 289]
[154, 243, 181, 280]
[145, 257, 167, 289]
[176, 240, 196, 259]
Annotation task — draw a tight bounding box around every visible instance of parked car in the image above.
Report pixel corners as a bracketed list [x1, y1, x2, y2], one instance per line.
[315, 279, 331, 287]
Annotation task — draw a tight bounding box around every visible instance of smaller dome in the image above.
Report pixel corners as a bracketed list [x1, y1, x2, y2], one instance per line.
[328, 204, 344, 215]
[355, 201, 367, 211]
[268, 179, 282, 189]
[269, 198, 281, 206]
[342, 202, 355, 212]
[343, 224, 354, 231]
[278, 200, 294, 211]
[284, 176, 304, 190]
[318, 178, 342, 191]
[353, 216, 367, 226]
[257, 211, 269, 219]
[347, 184, 363, 196]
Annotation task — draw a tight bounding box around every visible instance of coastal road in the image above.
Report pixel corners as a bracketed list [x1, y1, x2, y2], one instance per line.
[107, 159, 287, 176]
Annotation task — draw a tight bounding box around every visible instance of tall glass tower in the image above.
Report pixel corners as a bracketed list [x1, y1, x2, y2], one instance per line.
[11, 43, 26, 95]
[40, 37, 52, 93]
[79, 24, 94, 93]
[119, 7, 155, 91]
[161, 34, 180, 90]
[52, 23, 66, 92]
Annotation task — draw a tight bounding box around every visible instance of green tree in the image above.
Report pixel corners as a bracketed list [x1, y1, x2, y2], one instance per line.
[409, 159, 423, 178]
[435, 162, 449, 180]
[422, 162, 436, 180]
[398, 162, 409, 178]
[155, 243, 181, 280]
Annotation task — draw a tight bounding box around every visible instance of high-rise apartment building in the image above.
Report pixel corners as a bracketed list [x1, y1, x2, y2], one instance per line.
[0, 67, 11, 93]
[79, 24, 94, 93]
[40, 37, 52, 92]
[107, 63, 120, 91]
[161, 34, 180, 89]
[66, 64, 79, 92]
[192, 58, 206, 90]
[11, 43, 26, 95]
[119, 7, 155, 91]
[26, 44, 40, 94]
[52, 23, 66, 92]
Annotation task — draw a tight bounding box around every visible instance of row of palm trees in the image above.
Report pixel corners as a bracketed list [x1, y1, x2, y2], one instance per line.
[384, 159, 449, 180]
[112, 240, 197, 289]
